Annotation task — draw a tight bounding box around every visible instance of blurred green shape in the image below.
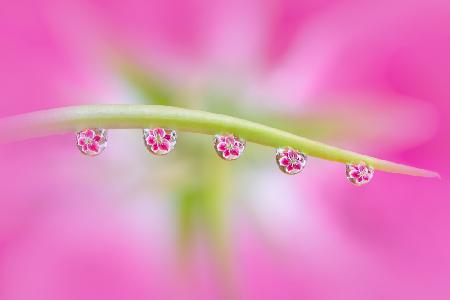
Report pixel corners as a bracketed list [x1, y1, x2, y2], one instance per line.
[116, 60, 176, 106]
[175, 183, 200, 262]
[172, 145, 236, 297]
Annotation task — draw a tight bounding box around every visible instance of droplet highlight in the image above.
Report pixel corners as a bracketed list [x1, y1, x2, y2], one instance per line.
[76, 128, 107, 156]
[276, 147, 307, 175]
[346, 162, 374, 186]
[213, 134, 246, 160]
[143, 128, 177, 155]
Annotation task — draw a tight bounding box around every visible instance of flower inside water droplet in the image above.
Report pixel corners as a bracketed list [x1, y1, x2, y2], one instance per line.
[143, 128, 177, 155]
[346, 162, 374, 186]
[214, 134, 246, 160]
[276, 147, 307, 175]
[76, 128, 107, 156]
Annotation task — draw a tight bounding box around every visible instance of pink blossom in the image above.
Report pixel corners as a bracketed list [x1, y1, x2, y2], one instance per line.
[144, 128, 176, 155]
[215, 135, 245, 160]
[76, 129, 106, 156]
[346, 162, 374, 185]
[276, 148, 306, 175]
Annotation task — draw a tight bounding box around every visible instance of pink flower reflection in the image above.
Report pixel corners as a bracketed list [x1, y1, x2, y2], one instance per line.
[144, 128, 177, 155]
[345, 162, 374, 186]
[276, 147, 307, 175]
[76, 129, 107, 156]
[214, 134, 246, 160]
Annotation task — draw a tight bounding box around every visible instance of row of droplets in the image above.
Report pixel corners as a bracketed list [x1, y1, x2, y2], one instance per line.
[76, 128, 374, 186]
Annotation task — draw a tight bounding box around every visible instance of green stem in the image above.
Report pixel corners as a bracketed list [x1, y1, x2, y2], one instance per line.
[0, 104, 439, 178]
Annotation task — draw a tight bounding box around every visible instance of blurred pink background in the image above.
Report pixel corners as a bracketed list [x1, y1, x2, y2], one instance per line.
[1, 0, 449, 299]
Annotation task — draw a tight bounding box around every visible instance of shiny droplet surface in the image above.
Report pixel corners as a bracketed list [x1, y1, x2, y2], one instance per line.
[143, 128, 177, 155]
[276, 147, 307, 175]
[76, 128, 107, 156]
[213, 134, 246, 160]
[346, 162, 374, 186]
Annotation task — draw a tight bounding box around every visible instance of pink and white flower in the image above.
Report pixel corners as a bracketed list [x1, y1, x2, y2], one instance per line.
[214, 134, 246, 160]
[144, 128, 177, 155]
[76, 128, 107, 156]
[346, 162, 374, 186]
[276, 147, 307, 175]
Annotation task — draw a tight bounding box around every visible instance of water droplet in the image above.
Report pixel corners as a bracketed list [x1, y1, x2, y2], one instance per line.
[143, 128, 177, 155]
[346, 162, 374, 186]
[76, 128, 107, 156]
[213, 134, 246, 160]
[276, 147, 307, 175]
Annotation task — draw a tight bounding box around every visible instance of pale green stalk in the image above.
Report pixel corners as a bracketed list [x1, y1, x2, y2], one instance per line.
[0, 104, 439, 178]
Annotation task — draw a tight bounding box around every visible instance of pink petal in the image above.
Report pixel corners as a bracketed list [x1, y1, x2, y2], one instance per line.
[82, 145, 88, 152]
[286, 165, 294, 172]
[287, 150, 297, 159]
[225, 136, 235, 144]
[223, 150, 230, 158]
[230, 148, 240, 157]
[280, 157, 290, 166]
[349, 170, 360, 179]
[152, 143, 159, 152]
[164, 134, 172, 141]
[146, 136, 156, 145]
[93, 135, 102, 142]
[217, 142, 227, 152]
[88, 143, 99, 153]
[293, 164, 301, 170]
[84, 130, 94, 138]
[155, 128, 165, 137]
[78, 139, 86, 146]
[159, 140, 169, 151]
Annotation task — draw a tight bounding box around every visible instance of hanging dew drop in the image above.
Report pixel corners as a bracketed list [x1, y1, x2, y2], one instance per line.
[275, 147, 307, 175]
[213, 134, 246, 161]
[76, 128, 108, 156]
[143, 128, 177, 156]
[346, 162, 374, 186]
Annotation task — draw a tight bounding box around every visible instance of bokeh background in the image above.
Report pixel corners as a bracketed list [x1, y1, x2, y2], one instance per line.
[1, 0, 449, 299]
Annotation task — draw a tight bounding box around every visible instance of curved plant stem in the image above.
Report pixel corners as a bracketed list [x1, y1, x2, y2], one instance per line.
[0, 104, 439, 178]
